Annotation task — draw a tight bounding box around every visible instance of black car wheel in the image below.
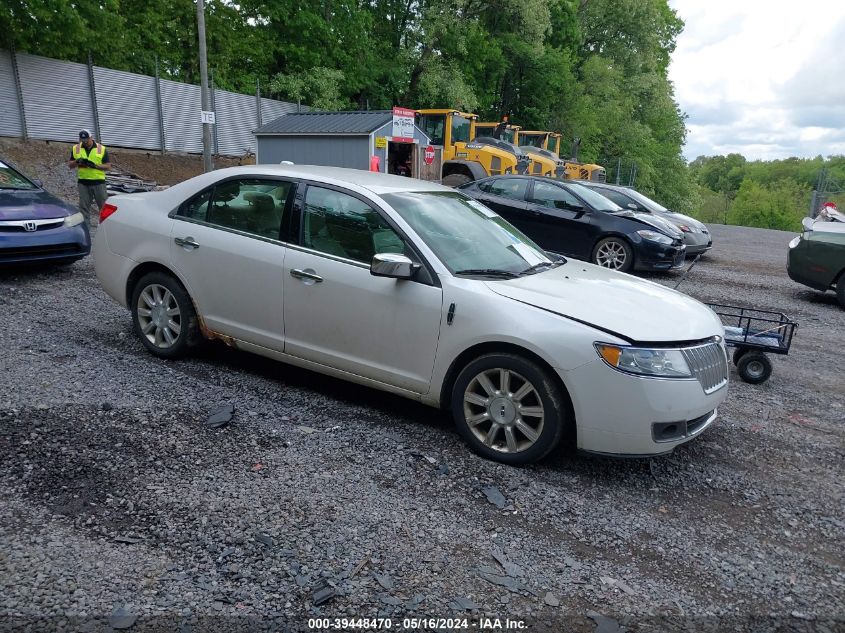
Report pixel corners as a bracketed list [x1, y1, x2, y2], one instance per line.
[442, 173, 473, 188]
[592, 237, 633, 272]
[451, 353, 567, 465]
[836, 275, 845, 309]
[736, 351, 772, 384]
[131, 272, 202, 358]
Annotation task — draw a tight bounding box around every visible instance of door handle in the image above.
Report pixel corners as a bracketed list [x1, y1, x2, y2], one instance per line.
[290, 268, 323, 283]
[174, 237, 200, 249]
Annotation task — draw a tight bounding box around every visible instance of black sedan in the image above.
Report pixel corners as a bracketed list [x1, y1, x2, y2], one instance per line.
[0, 158, 90, 265]
[458, 175, 685, 272]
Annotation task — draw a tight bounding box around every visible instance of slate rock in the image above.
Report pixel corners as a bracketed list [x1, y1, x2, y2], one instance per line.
[448, 597, 479, 611]
[205, 404, 234, 429]
[482, 486, 507, 509]
[110, 606, 137, 630]
[313, 582, 337, 606]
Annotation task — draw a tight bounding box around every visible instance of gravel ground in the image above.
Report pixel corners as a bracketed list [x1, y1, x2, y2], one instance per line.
[1, 209, 843, 631]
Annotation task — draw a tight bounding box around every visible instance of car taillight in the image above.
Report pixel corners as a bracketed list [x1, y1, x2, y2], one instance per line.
[100, 203, 118, 223]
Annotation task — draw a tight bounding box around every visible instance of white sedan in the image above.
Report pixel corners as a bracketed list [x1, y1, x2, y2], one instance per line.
[94, 165, 729, 465]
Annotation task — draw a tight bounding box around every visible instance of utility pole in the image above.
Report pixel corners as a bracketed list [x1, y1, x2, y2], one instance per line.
[196, 0, 214, 172]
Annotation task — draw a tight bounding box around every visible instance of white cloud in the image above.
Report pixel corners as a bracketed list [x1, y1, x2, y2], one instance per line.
[669, 0, 845, 160]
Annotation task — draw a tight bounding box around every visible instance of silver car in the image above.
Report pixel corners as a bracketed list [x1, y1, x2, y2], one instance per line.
[578, 182, 712, 255]
[93, 166, 728, 464]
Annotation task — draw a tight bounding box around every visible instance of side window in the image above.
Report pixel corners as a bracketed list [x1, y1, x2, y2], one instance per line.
[529, 181, 580, 209]
[302, 186, 405, 263]
[200, 178, 291, 239]
[598, 190, 633, 209]
[451, 115, 471, 144]
[477, 179, 497, 193]
[488, 178, 528, 201]
[419, 115, 445, 146]
[179, 189, 213, 221]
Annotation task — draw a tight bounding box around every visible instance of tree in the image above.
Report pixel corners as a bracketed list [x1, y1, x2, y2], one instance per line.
[270, 67, 350, 111]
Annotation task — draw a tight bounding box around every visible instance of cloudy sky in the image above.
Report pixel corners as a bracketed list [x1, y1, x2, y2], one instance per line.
[668, 0, 845, 160]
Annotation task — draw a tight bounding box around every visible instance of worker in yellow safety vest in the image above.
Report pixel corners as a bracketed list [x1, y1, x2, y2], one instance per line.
[67, 129, 111, 225]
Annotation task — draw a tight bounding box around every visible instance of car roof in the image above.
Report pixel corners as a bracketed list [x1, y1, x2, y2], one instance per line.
[573, 180, 627, 192]
[208, 164, 452, 196]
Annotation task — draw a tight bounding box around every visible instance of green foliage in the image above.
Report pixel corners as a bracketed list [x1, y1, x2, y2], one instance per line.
[270, 67, 350, 111]
[726, 178, 810, 232]
[4, 0, 696, 206]
[690, 154, 845, 230]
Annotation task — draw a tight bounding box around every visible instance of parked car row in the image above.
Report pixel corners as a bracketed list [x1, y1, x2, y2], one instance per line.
[93, 165, 730, 464]
[458, 175, 688, 272]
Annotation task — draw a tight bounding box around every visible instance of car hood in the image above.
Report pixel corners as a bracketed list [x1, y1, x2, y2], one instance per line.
[613, 209, 683, 239]
[0, 188, 75, 220]
[665, 211, 706, 231]
[486, 264, 722, 343]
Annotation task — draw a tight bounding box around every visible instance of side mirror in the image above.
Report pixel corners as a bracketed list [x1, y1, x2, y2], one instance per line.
[565, 201, 585, 212]
[627, 202, 642, 211]
[370, 253, 419, 279]
[802, 217, 815, 232]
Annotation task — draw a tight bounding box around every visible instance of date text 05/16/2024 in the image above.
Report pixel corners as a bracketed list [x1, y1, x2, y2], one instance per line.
[307, 617, 527, 630]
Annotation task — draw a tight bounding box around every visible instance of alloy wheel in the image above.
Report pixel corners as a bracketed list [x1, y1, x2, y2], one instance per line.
[596, 240, 628, 269]
[136, 284, 182, 349]
[462, 368, 545, 454]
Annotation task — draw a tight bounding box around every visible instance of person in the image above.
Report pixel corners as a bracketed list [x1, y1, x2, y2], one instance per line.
[492, 115, 509, 140]
[67, 129, 111, 225]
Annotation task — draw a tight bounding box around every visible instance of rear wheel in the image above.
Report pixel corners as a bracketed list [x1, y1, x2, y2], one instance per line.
[736, 351, 772, 384]
[451, 353, 567, 465]
[836, 275, 845, 309]
[442, 173, 473, 188]
[592, 237, 633, 272]
[131, 272, 201, 359]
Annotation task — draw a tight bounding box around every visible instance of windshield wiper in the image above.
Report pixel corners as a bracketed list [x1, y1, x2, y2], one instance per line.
[519, 261, 563, 276]
[454, 268, 519, 278]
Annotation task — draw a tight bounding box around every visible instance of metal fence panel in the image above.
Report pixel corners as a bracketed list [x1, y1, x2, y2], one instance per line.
[17, 53, 95, 143]
[261, 97, 301, 127]
[160, 79, 204, 154]
[94, 66, 160, 151]
[1, 50, 299, 156]
[215, 90, 257, 156]
[0, 50, 23, 138]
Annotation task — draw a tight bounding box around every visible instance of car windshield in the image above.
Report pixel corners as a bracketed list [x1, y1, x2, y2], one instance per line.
[625, 188, 668, 213]
[564, 182, 621, 212]
[382, 191, 554, 275]
[0, 162, 36, 190]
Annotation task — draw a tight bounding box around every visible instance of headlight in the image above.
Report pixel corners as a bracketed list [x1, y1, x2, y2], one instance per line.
[677, 224, 692, 233]
[636, 229, 673, 245]
[595, 343, 692, 378]
[788, 236, 801, 248]
[64, 212, 85, 227]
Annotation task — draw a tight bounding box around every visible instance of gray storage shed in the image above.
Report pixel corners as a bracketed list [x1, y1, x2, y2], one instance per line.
[254, 110, 437, 180]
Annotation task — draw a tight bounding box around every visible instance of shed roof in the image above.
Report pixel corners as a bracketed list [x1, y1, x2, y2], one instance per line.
[254, 110, 394, 136]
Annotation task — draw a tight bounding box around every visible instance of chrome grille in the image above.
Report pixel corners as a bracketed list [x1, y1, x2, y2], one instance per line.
[682, 341, 728, 394]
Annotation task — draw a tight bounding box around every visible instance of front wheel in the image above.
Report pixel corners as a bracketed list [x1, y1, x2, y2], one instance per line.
[131, 272, 201, 359]
[736, 351, 772, 384]
[442, 173, 473, 188]
[451, 353, 567, 465]
[592, 237, 633, 272]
